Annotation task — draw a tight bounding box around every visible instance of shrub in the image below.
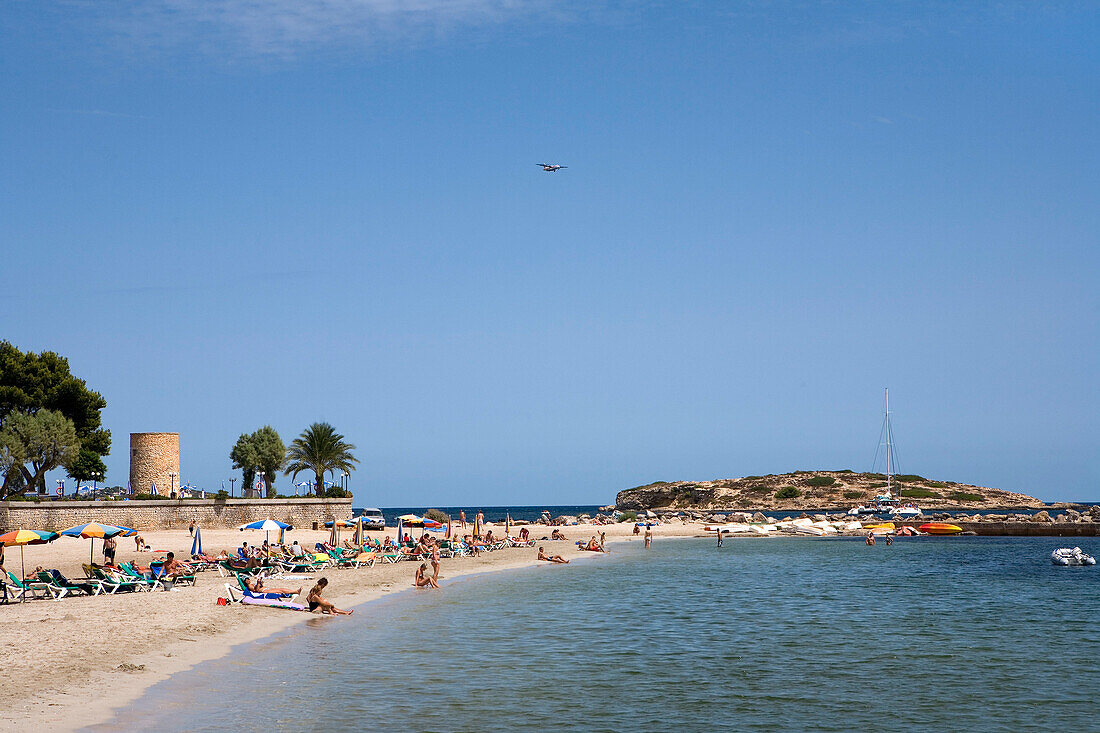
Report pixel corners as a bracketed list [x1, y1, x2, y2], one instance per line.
[742, 475, 763, 480]
[617, 511, 638, 522]
[948, 491, 984, 502]
[216, 489, 230, 499]
[425, 508, 451, 524]
[843, 491, 864, 499]
[926, 482, 947, 489]
[835, 469, 855, 473]
[899, 488, 938, 499]
[806, 476, 836, 487]
[745, 484, 773, 493]
[775, 486, 802, 499]
[895, 474, 926, 482]
[324, 487, 352, 498]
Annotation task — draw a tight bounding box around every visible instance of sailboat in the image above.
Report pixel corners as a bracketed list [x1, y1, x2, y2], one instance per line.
[848, 389, 922, 519]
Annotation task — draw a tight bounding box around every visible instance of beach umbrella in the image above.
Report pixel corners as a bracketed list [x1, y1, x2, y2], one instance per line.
[113, 526, 140, 537]
[0, 529, 58, 599]
[238, 519, 293, 545]
[445, 521, 452, 540]
[58, 522, 125, 564]
[191, 526, 203, 557]
[328, 522, 339, 547]
[473, 514, 480, 539]
[395, 517, 403, 545]
[352, 517, 364, 546]
[506, 513, 512, 536]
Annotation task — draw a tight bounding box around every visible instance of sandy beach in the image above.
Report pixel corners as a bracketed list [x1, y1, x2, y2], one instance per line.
[0, 520, 702, 730]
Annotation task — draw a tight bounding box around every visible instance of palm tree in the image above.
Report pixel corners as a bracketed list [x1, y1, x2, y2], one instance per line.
[283, 422, 359, 496]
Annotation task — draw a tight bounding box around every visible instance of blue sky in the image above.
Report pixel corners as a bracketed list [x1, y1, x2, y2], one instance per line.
[2, 1, 1097, 504]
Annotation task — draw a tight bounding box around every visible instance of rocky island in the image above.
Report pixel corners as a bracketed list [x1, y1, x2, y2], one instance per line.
[616, 470, 1047, 512]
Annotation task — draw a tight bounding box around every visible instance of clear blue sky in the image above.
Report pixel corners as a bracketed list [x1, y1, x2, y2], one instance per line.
[2, 2, 1097, 504]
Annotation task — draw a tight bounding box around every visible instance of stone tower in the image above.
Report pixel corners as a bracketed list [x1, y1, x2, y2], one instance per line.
[130, 433, 180, 498]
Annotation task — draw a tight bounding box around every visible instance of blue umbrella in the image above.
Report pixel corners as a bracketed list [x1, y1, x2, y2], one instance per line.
[395, 517, 403, 546]
[238, 519, 293, 545]
[191, 526, 203, 557]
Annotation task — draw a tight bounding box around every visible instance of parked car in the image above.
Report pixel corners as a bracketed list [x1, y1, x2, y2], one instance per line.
[359, 507, 385, 530]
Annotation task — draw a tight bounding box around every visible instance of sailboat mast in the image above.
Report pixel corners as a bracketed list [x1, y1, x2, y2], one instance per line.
[884, 388, 893, 493]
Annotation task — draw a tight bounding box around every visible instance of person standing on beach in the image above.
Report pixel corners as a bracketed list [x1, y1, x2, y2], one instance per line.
[430, 540, 441, 582]
[188, 520, 195, 536]
[460, 510, 467, 528]
[644, 524, 653, 549]
[717, 528, 723, 547]
[599, 531, 606, 552]
[103, 534, 117, 564]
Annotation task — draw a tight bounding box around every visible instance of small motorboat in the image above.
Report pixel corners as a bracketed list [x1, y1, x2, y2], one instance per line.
[918, 522, 963, 535]
[890, 504, 923, 519]
[1051, 547, 1096, 566]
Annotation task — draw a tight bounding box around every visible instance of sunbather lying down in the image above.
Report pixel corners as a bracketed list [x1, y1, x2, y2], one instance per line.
[538, 547, 569, 564]
[246, 576, 301, 598]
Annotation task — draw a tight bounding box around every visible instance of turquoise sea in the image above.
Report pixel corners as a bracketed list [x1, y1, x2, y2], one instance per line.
[96, 536, 1099, 732]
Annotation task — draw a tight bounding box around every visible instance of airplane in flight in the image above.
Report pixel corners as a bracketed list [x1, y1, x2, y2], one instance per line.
[537, 163, 568, 172]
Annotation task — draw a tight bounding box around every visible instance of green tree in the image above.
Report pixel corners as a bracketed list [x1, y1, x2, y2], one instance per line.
[230, 426, 287, 498]
[230, 433, 258, 498]
[283, 422, 359, 496]
[0, 342, 110, 492]
[0, 409, 80, 498]
[66, 448, 107, 493]
[251, 426, 286, 498]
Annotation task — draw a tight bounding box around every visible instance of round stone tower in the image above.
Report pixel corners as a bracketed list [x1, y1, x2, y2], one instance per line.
[130, 433, 180, 498]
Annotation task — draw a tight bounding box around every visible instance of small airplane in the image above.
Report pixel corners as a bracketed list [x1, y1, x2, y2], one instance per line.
[537, 163, 568, 172]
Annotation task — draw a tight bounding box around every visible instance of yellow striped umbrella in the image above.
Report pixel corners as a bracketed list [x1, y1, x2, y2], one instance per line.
[58, 522, 124, 564]
[0, 529, 59, 599]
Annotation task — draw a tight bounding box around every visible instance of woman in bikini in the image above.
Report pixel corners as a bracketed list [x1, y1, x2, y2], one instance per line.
[537, 547, 569, 564]
[306, 578, 353, 615]
[414, 563, 440, 588]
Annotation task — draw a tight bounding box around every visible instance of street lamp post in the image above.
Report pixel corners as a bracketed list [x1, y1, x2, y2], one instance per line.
[168, 472, 177, 499]
[57, 479, 64, 499]
[92, 471, 102, 501]
[229, 477, 236, 498]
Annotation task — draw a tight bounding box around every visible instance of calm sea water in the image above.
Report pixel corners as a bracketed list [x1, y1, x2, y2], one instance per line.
[96, 536, 1100, 732]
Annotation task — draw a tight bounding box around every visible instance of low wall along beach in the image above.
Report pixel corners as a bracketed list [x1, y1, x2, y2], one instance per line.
[0, 497, 353, 531]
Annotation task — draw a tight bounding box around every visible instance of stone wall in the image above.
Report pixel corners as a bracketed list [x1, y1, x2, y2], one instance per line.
[130, 432, 180, 497]
[0, 498, 353, 532]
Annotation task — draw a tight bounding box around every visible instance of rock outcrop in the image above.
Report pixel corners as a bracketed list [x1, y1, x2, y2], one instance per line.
[615, 471, 1047, 512]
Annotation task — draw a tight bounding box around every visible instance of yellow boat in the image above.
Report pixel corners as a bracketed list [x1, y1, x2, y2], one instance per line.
[863, 522, 895, 531]
[919, 522, 963, 535]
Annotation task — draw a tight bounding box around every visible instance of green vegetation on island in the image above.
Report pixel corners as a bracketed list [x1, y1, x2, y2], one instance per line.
[616, 470, 1045, 511]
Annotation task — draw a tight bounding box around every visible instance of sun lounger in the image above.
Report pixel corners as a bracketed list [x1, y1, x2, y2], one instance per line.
[6, 571, 59, 600]
[118, 562, 166, 591]
[40, 570, 103, 596]
[85, 564, 144, 593]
